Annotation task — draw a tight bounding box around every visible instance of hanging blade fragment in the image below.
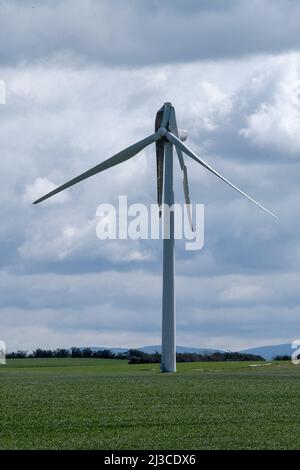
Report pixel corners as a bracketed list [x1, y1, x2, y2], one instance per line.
[166, 131, 277, 219]
[33, 131, 161, 204]
[182, 165, 194, 230]
[168, 107, 194, 230]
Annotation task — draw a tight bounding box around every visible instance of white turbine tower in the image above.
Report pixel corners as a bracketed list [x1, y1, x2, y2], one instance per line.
[34, 102, 277, 372]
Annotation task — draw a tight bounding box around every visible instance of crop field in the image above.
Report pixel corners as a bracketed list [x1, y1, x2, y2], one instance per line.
[1, 358, 300, 450]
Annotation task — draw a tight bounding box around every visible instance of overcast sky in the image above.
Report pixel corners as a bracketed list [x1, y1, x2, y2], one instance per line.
[1, 0, 300, 352]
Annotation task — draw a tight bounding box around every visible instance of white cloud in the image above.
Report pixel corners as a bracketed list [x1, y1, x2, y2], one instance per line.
[0, 79, 6, 104]
[183, 80, 232, 132]
[241, 55, 300, 155]
[22, 177, 70, 204]
[18, 214, 154, 264]
[219, 284, 274, 303]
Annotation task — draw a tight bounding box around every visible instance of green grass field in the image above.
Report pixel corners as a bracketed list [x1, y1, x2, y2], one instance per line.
[1, 358, 300, 450]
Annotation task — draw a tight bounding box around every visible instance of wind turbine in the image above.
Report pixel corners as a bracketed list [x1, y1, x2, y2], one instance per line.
[34, 102, 277, 372]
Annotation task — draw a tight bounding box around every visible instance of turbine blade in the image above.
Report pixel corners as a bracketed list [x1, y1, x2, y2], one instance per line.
[166, 131, 277, 219]
[155, 108, 165, 217]
[33, 131, 161, 204]
[161, 102, 172, 128]
[168, 107, 194, 230]
[156, 140, 164, 217]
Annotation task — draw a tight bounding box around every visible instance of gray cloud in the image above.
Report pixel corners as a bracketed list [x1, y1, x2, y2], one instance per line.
[1, 1, 300, 66]
[1, 269, 299, 352]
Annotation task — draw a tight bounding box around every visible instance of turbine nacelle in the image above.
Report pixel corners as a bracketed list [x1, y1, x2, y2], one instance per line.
[157, 127, 188, 140]
[178, 129, 188, 141]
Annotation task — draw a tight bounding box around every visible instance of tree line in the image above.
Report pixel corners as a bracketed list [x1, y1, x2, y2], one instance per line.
[6, 348, 264, 362]
[7, 348, 125, 359]
[127, 350, 264, 363]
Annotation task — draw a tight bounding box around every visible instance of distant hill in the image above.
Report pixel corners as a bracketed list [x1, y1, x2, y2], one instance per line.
[79, 347, 128, 353]
[80, 343, 293, 361]
[240, 344, 292, 361]
[139, 345, 224, 355]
